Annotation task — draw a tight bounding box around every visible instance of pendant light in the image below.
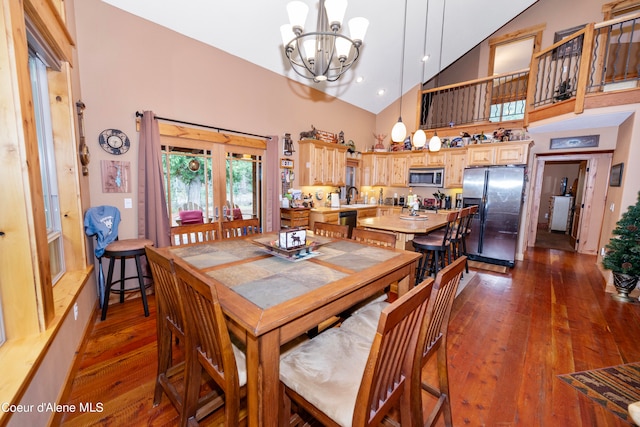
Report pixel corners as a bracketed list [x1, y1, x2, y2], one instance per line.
[412, 0, 431, 150]
[429, 0, 447, 152]
[391, 0, 409, 143]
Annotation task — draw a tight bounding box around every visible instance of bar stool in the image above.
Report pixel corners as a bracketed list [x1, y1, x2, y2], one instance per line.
[101, 238, 154, 320]
[412, 211, 459, 283]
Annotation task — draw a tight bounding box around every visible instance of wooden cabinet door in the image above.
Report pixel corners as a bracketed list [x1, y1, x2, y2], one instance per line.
[390, 154, 408, 187]
[426, 151, 446, 167]
[361, 153, 373, 186]
[332, 147, 346, 186]
[372, 155, 389, 186]
[495, 143, 527, 165]
[445, 150, 467, 188]
[466, 145, 495, 166]
[409, 151, 427, 167]
[324, 147, 335, 185]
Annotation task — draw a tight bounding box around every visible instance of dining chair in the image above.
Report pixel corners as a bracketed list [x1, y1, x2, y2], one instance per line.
[221, 218, 260, 239]
[170, 222, 221, 246]
[313, 221, 349, 239]
[339, 256, 467, 427]
[279, 277, 435, 427]
[461, 205, 478, 272]
[418, 255, 466, 427]
[144, 247, 186, 411]
[450, 207, 471, 261]
[351, 227, 396, 248]
[173, 258, 247, 426]
[412, 210, 459, 282]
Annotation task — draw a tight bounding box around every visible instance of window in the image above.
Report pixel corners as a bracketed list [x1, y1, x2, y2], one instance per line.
[162, 147, 215, 225]
[28, 50, 65, 284]
[161, 143, 264, 226]
[226, 153, 263, 221]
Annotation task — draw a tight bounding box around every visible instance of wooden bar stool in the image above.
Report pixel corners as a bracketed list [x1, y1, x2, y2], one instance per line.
[101, 238, 154, 320]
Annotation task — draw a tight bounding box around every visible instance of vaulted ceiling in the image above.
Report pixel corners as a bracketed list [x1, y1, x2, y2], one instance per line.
[101, 0, 538, 114]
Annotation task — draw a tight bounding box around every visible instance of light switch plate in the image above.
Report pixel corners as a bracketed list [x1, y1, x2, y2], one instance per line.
[124, 198, 132, 209]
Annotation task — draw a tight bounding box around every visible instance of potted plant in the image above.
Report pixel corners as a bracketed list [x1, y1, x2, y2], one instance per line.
[602, 191, 640, 301]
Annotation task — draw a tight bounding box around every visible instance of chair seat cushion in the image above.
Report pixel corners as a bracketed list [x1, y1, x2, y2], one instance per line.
[231, 343, 248, 387]
[340, 299, 389, 344]
[280, 328, 372, 427]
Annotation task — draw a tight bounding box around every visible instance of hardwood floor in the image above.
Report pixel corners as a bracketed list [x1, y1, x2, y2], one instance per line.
[56, 247, 640, 426]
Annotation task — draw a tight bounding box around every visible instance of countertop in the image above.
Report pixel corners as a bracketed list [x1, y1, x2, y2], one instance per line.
[311, 205, 385, 213]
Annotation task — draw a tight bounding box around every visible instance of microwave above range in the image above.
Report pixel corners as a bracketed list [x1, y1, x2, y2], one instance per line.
[408, 167, 444, 187]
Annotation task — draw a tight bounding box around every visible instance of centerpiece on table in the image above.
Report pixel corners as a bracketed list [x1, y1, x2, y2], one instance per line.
[602, 191, 640, 302]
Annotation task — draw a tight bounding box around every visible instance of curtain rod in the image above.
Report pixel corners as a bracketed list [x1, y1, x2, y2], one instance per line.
[135, 111, 271, 140]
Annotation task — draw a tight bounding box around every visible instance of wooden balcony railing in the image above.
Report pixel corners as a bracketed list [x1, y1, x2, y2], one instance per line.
[417, 69, 529, 131]
[417, 13, 639, 133]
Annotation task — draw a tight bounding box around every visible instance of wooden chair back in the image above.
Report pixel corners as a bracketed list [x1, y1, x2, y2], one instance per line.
[351, 227, 396, 248]
[417, 255, 467, 427]
[173, 258, 244, 426]
[221, 218, 260, 239]
[170, 222, 221, 246]
[144, 246, 185, 408]
[353, 277, 435, 426]
[465, 205, 478, 236]
[453, 207, 471, 242]
[313, 222, 349, 239]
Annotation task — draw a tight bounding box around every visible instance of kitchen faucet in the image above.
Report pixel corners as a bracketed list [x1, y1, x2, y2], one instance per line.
[346, 186, 359, 205]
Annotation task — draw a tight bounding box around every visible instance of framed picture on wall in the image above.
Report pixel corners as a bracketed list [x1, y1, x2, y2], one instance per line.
[553, 24, 586, 59]
[101, 160, 131, 193]
[609, 163, 623, 187]
[550, 134, 599, 150]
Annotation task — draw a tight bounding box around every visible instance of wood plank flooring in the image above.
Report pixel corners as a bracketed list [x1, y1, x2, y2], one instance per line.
[56, 246, 640, 426]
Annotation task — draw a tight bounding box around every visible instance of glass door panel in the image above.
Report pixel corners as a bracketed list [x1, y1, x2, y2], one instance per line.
[225, 152, 263, 223]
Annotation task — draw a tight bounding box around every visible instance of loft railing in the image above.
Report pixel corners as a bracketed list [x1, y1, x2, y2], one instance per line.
[588, 12, 640, 93]
[417, 69, 529, 131]
[417, 13, 639, 132]
[526, 12, 639, 124]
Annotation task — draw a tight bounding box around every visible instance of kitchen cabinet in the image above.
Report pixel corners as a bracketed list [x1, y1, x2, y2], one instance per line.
[309, 211, 339, 230]
[426, 151, 446, 167]
[444, 149, 466, 188]
[466, 140, 531, 166]
[299, 140, 347, 186]
[357, 207, 378, 219]
[389, 153, 409, 187]
[280, 207, 310, 229]
[361, 153, 389, 186]
[377, 206, 402, 216]
[409, 151, 427, 167]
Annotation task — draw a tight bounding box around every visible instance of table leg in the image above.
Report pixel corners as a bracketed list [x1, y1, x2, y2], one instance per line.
[246, 330, 281, 427]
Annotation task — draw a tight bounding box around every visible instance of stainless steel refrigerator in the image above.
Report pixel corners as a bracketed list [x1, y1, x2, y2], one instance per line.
[462, 166, 526, 267]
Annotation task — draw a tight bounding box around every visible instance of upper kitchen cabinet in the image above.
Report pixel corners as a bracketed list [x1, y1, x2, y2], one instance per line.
[389, 153, 409, 187]
[466, 140, 532, 166]
[426, 150, 446, 167]
[444, 149, 467, 188]
[299, 140, 347, 186]
[361, 153, 389, 186]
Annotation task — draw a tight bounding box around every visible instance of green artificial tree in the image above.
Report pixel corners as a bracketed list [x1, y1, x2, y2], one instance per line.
[602, 191, 640, 301]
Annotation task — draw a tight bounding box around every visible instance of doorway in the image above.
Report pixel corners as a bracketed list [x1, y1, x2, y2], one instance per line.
[526, 152, 612, 255]
[534, 160, 586, 251]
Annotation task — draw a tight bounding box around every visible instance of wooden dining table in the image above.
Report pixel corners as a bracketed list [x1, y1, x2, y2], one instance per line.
[160, 232, 421, 426]
[358, 210, 453, 249]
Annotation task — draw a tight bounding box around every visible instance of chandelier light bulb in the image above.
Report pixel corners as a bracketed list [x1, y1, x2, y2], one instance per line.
[324, 0, 347, 29]
[287, 1, 309, 32]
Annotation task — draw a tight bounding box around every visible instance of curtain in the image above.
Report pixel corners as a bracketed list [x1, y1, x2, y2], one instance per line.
[265, 135, 280, 232]
[138, 111, 170, 247]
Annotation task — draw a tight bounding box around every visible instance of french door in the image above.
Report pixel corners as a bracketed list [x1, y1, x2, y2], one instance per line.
[162, 140, 263, 227]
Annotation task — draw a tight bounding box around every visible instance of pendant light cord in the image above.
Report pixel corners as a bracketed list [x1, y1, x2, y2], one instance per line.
[398, 0, 408, 120]
[436, 0, 446, 90]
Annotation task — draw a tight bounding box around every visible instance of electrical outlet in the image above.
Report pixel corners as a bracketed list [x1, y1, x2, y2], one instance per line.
[610, 203, 615, 212]
[601, 247, 606, 257]
[544, 212, 549, 219]
[73, 303, 78, 320]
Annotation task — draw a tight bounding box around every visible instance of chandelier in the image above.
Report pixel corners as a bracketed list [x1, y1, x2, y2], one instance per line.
[280, 0, 369, 83]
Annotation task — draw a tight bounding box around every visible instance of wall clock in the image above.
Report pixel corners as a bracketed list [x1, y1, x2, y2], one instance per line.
[99, 129, 130, 155]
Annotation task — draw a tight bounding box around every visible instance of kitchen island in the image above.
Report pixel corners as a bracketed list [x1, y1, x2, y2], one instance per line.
[358, 211, 451, 249]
